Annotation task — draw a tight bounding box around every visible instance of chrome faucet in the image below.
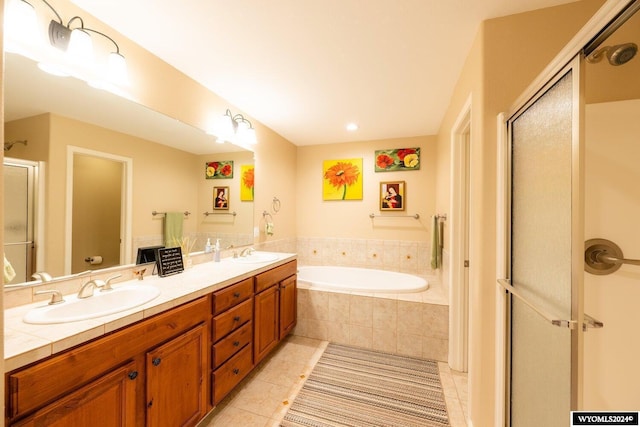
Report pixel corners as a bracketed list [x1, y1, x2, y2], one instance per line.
[77, 279, 106, 299]
[101, 274, 122, 292]
[239, 247, 255, 257]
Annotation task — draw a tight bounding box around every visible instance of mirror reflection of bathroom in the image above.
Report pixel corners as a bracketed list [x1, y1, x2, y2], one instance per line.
[583, 5, 640, 410]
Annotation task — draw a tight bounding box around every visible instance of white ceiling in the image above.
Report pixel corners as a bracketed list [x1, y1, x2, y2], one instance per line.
[70, 0, 580, 146]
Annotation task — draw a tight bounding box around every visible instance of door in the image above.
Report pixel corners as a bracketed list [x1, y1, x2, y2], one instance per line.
[279, 275, 297, 339]
[503, 56, 583, 426]
[13, 361, 138, 427]
[3, 159, 37, 284]
[254, 285, 279, 364]
[146, 323, 208, 427]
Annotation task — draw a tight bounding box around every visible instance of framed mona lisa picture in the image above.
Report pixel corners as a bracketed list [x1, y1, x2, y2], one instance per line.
[380, 181, 405, 211]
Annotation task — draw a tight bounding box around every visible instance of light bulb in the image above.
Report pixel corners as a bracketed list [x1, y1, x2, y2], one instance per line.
[5, 0, 40, 55]
[67, 28, 93, 62]
[107, 52, 129, 85]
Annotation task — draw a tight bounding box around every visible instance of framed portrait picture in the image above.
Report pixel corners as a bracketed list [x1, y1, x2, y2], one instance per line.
[213, 186, 229, 210]
[380, 181, 405, 211]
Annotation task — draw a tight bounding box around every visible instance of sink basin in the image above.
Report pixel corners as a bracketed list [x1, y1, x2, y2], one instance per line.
[231, 251, 280, 264]
[23, 285, 161, 324]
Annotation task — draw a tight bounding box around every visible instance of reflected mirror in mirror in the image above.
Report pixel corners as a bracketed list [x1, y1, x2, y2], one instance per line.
[3, 52, 254, 287]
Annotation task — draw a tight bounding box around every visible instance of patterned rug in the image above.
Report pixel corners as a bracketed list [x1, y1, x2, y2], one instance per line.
[281, 343, 450, 427]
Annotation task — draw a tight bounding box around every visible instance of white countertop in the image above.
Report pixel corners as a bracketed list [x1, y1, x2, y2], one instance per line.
[4, 253, 296, 372]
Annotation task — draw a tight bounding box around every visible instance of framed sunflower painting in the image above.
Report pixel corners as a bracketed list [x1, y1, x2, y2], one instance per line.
[322, 158, 363, 200]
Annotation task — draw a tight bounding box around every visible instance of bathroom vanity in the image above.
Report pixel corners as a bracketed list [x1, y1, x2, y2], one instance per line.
[3, 254, 297, 426]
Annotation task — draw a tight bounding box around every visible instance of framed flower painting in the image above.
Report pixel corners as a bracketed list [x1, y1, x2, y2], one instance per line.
[374, 148, 420, 172]
[322, 158, 363, 200]
[205, 160, 234, 179]
[240, 164, 254, 201]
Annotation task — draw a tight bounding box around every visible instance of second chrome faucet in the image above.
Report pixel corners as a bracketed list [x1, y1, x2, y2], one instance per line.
[77, 274, 122, 299]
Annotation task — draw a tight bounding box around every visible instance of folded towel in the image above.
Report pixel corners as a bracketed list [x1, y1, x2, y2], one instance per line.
[164, 212, 184, 248]
[430, 215, 441, 269]
[4, 255, 16, 283]
[265, 222, 274, 236]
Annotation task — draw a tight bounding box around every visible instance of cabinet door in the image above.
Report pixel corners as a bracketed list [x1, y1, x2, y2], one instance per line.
[13, 361, 138, 427]
[146, 323, 208, 427]
[253, 285, 279, 364]
[279, 275, 297, 339]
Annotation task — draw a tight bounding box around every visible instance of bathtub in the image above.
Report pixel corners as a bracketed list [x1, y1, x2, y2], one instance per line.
[297, 265, 428, 293]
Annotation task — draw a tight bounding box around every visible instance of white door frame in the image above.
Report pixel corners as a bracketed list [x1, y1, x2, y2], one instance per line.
[64, 146, 133, 275]
[449, 94, 471, 373]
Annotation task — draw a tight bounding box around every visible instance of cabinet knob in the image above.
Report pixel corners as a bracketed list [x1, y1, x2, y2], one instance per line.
[233, 341, 240, 347]
[233, 316, 241, 322]
[233, 368, 240, 375]
[152, 357, 162, 366]
[233, 292, 241, 298]
[128, 371, 138, 380]
[147, 399, 153, 408]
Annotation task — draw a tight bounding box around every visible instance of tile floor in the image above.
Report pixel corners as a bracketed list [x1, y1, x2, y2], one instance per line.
[198, 335, 468, 427]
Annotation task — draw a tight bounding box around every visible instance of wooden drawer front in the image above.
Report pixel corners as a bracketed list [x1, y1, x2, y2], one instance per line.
[212, 298, 253, 341]
[212, 345, 253, 405]
[213, 278, 253, 315]
[7, 296, 210, 421]
[212, 321, 252, 369]
[254, 260, 297, 293]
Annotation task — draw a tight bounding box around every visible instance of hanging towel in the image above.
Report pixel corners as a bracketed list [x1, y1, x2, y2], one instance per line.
[4, 255, 16, 283]
[164, 212, 184, 248]
[430, 215, 441, 269]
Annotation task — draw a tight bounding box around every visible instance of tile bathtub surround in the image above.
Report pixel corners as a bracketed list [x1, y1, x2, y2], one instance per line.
[294, 285, 449, 361]
[296, 237, 433, 275]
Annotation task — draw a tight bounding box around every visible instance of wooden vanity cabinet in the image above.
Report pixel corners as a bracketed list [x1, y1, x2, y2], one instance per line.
[253, 261, 297, 364]
[5, 297, 211, 427]
[146, 323, 209, 427]
[211, 278, 254, 405]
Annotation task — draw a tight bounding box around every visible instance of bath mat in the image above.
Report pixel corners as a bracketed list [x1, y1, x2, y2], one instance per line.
[281, 343, 450, 427]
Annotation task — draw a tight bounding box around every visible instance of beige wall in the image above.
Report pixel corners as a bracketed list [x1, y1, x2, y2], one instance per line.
[435, 1, 604, 425]
[584, 99, 640, 409]
[296, 136, 436, 241]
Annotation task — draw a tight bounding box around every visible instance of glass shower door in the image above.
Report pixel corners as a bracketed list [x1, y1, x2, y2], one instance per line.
[505, 57, 583, 426]
[3, 159, 37, 284]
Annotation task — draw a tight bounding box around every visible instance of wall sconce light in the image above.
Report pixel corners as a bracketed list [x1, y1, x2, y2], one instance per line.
[4, 0, 129, 87]
[211, 109, 258, 146]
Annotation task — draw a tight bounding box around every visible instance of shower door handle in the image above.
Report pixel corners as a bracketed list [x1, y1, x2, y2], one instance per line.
[583, 313, 604, 331]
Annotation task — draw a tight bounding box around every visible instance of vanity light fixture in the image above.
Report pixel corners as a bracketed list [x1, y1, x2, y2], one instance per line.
[346, 122, 359, 132]
[211, 109, 258, 146]
[4, 0, 129, 87]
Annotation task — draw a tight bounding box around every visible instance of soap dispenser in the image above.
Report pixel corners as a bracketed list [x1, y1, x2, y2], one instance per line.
[205, 238, 212, 254]
[214, 239, 221, 262]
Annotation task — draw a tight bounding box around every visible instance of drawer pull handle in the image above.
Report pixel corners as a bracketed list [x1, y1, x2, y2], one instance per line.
[233, 316, 241, 322]
[233, 341, 240, 347]
[152, 357, 162, 366]
[233, 292, 241, 298]
[128, 371, 138, 380]
[233, 368, 240, 375]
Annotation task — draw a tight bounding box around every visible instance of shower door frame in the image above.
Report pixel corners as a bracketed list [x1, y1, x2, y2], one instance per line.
[495, 1, 638, 423]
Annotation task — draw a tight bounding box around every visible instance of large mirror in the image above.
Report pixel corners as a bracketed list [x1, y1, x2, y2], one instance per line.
[3, 52, 255, 286]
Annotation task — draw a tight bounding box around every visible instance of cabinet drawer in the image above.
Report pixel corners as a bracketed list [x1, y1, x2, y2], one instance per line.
[254, 260, 297, 293]
[212, 278, 253, 315]
[212, 321, 252, 369]
[212, 344, 253, 405]
[212, 298, 253, 341]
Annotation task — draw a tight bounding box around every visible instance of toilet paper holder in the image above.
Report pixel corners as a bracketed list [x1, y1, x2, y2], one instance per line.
[84, 256, 103, 265]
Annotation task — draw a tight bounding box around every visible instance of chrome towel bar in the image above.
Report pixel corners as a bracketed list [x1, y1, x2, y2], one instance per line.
[369, 213, 420, 219]
[204, 211, 237, 216]
[497, 279, 577, 329]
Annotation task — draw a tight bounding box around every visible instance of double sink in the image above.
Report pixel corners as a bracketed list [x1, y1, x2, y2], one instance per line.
[22, 251, 281, 325]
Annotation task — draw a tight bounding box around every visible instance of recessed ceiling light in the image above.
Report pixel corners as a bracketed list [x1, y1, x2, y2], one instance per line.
[346, 123, 359, 132]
